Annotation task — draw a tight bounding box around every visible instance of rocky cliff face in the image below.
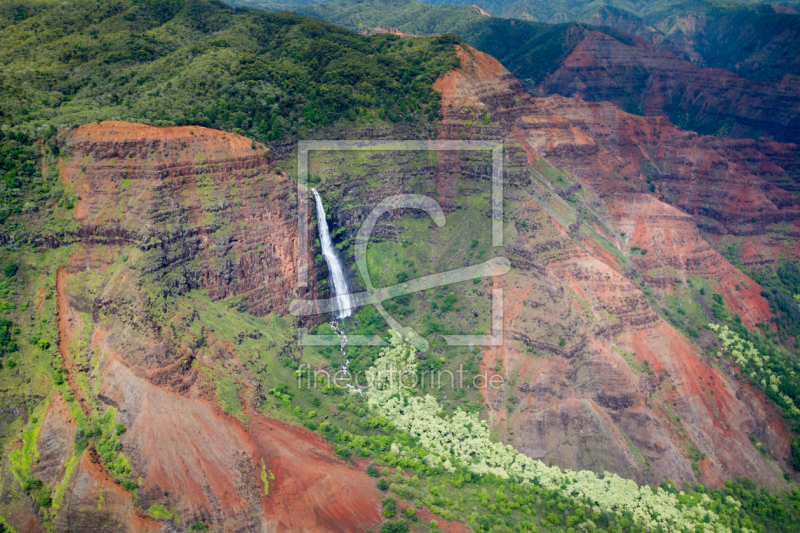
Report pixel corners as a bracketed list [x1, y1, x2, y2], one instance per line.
[432, 45, 799, 488]
[4, 44, 800, 532]
[541, 30, 800, 142]
[60, 122, 307, 317]
[0, 123, 390, 533]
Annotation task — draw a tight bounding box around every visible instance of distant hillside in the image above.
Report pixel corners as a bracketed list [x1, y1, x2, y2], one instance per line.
[297, 0, 638, 87]
[0, 0, 460, 142]
[298, 0, 800, 142]
[234, 0, 800, 82]
[428, 0, 800, 82]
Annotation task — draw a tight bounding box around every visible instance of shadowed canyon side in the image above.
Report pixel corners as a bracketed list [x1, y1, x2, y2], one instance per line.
[540, 29, 800, 142]
[0, 123, 388, 533]
[432, 45, 798, 488]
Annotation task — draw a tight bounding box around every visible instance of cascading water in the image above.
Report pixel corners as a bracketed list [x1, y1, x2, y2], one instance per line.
[311, 188, 354, 320]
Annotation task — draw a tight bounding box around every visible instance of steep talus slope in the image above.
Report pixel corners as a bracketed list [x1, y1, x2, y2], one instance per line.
[95, 356, 382, 532]
[431, 45, 795, 487]
[541, 30, 800, 141]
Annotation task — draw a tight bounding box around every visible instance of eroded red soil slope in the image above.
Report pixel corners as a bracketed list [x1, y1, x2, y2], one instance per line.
[434, 45, 797, 488]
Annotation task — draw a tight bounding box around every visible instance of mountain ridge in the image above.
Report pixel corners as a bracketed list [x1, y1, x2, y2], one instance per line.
[3, 1, 800, 532]
[298, 0, 800, 142]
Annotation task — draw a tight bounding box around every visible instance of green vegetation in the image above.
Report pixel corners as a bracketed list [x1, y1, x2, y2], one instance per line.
[748, 261, 800, 339]
[0, 131, 47, 224]
[292, 0, 800, 85]
[0, 0, 459, 141]
[0, 1, 799, 531]
[299, 0, 584, 88]
[216, 377, 247, 420]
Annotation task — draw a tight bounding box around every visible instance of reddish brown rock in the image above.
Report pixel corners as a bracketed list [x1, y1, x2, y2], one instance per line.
[60, 121, 312, 317]
[96, 356, 383, 532]
[32, 394, 77, 487]
[541, 30, 800, 142]
[53, 446, 164, 533]
[434, 45, 796, 488]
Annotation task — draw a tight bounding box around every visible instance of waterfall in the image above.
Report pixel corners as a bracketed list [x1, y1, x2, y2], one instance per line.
[311, 188, 354, 319]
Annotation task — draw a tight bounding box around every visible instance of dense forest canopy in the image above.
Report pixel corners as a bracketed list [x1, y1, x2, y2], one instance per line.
[0, 0, 460, 141]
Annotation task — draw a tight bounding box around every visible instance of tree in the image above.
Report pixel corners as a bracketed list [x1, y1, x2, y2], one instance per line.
[791, 437, 800, 471]
[267, 118, 283, 141]
[382, 497, 396, 518]
[380, 522, 408, 533]
[3, 263, 18, 277]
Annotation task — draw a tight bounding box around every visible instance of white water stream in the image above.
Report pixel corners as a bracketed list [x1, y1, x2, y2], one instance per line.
[312, 189, 362, 394]
[311, 188, 354, 320]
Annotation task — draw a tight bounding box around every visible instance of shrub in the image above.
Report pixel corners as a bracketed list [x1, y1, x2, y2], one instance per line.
[335, 444, 352, 461]
[382, 497, 396, 518]
[367, 464, 380, 477]
[791, 437, 800, 471]
[380, 522, 408, 533]
[38, 494, 52, 507]
[377, 478, 390, 490]
[3, 263, 18, 277]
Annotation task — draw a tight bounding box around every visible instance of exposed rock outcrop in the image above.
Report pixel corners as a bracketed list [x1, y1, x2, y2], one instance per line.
[541, 30, 800, 142]
[433, 44, 797, 488]
[60, 121, 311, 317]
